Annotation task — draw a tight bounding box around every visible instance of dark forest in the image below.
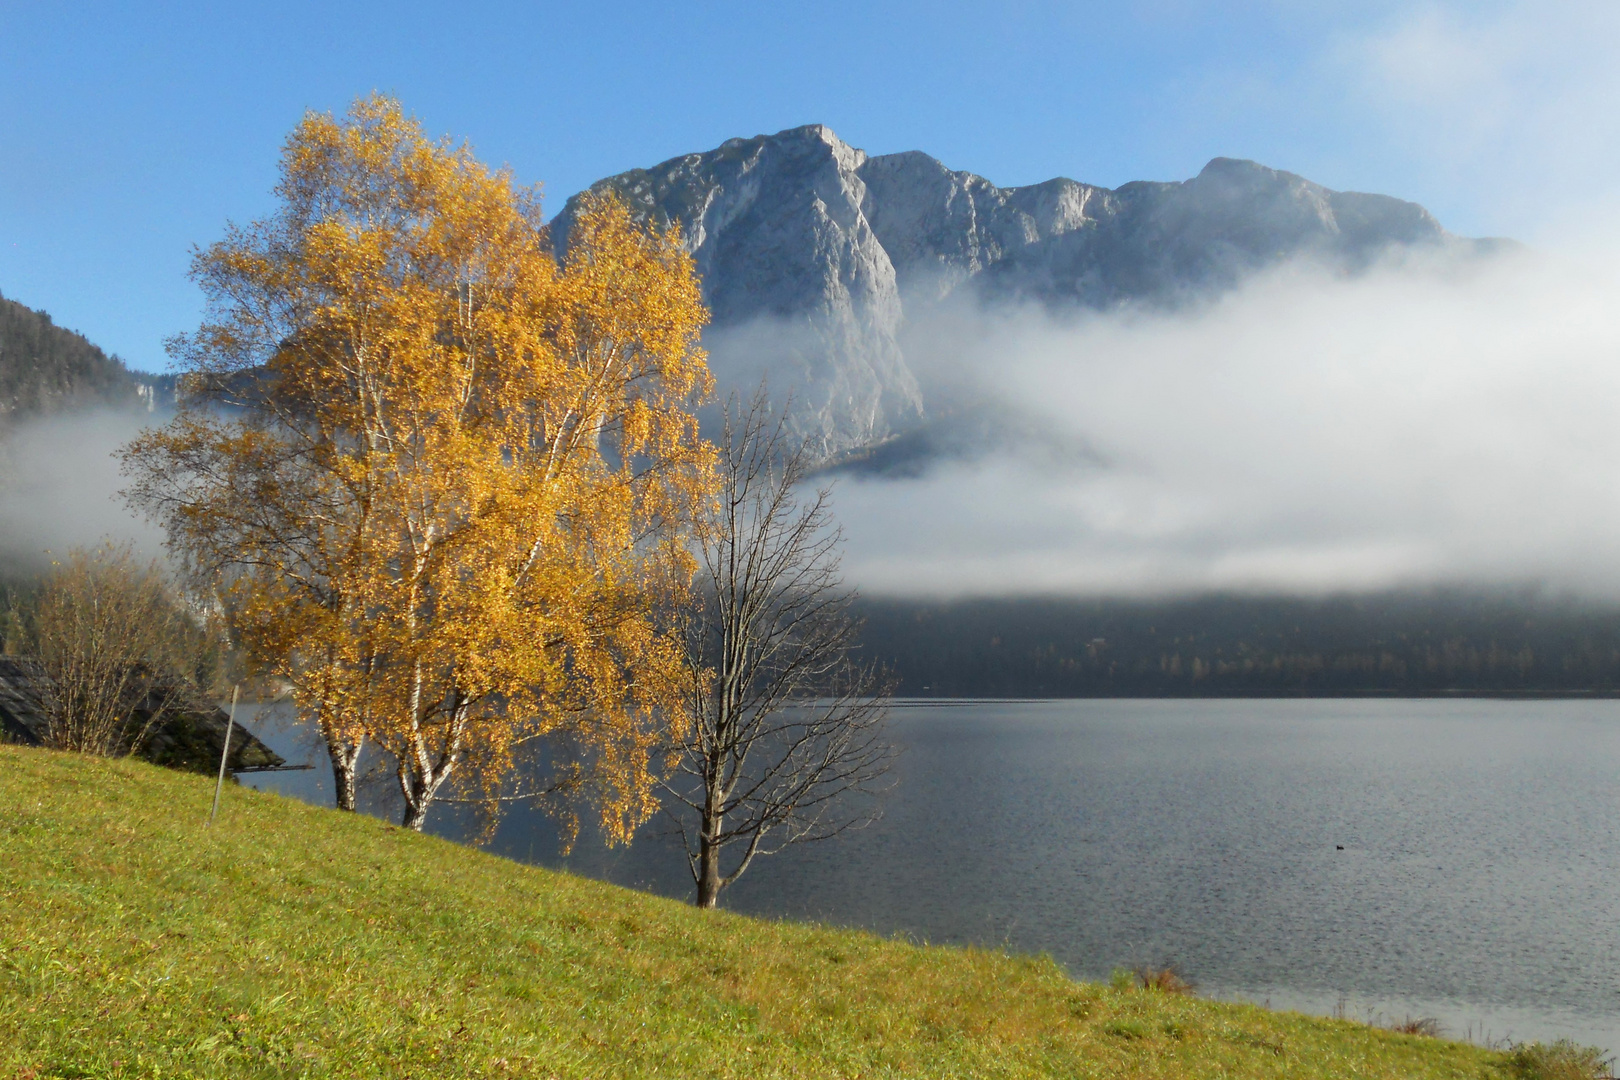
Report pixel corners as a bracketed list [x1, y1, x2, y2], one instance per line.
[855, 591, 1620, 696]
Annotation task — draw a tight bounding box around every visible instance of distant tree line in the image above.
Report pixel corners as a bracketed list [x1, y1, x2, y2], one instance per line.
[854, 592, 1620, 696]
[0, 290, 168, 421]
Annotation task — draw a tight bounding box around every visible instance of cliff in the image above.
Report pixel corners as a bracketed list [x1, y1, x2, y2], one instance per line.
[555, 126, 1489, 453]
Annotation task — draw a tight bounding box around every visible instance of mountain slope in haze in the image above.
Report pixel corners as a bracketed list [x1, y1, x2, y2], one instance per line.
[0, 289, 167, 422]
[555, 125, 1495, 454]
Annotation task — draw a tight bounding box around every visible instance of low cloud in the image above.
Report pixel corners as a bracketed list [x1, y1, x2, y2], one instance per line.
[0, 410, 165, 576]
[833, 246, 1620, 598]
[9, 245, 1620, 604]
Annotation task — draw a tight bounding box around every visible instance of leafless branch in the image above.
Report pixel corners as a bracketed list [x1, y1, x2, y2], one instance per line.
[658, 386, 896, 908]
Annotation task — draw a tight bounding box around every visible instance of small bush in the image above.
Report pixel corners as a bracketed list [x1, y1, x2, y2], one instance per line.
[1135, 964, 1196, 995]
[1502, 1040, 1616, 1080]
[1389, 1016, 1444, 1037]
[22, 543, 214, 756]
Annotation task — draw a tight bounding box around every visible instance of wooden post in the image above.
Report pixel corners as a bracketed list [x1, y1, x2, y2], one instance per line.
[208, 685, 240, 827]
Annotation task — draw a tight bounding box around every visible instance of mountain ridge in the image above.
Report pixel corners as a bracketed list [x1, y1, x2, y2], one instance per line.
[2, 130, 1500, 456]
[554, 125, 1497, 454]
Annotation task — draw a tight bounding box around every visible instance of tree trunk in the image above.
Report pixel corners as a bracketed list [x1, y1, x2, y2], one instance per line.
[696, 806, 722, 908]
[696, 839, 722, 908]
[401, 799, 430, 832]
[396, 734, 460, 832]
[398, 770, 447, 832]
[326, 735, 363, 812]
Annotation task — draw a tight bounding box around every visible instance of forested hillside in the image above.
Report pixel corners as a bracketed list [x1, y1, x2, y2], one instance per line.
[855, 592, 1620, 696]
[0, 289, 164, 420]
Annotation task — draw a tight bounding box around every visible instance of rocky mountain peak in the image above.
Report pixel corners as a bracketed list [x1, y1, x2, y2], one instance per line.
[553, 125, 915, 453]
[554, 127, 1484, 456]
[774, 123, 869, 169]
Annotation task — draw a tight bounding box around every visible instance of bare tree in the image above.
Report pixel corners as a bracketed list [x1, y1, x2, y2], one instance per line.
[663, 391, 895, 909]
[25, 543, 207, 756]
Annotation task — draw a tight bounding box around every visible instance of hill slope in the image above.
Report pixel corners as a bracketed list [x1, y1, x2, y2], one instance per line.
[0, 746, 1509, 1078]
[0, 289, 168, 422]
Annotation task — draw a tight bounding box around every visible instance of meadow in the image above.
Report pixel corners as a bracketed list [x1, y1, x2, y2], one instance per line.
[0, 745, 1591, 1079]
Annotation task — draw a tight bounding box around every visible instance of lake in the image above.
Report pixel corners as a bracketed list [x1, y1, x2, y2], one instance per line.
[239, 697, 1620, 1051]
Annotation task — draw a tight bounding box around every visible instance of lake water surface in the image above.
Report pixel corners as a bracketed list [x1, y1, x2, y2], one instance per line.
[240, 698, 1620, 1051]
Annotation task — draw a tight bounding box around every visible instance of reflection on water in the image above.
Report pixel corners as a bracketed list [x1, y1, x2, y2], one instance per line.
[240, 698, 1620, 1051]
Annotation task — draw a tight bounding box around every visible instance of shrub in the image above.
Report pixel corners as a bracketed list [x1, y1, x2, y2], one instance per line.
[1135, 964, 1196, 994]
[1502, 1040, 1616, 1080]
[1389, 1016, 1444, 1037]
[22, 543, 211, 756]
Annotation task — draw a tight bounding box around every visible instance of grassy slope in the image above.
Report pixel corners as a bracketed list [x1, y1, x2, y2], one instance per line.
[0, 747, 1506, 1079]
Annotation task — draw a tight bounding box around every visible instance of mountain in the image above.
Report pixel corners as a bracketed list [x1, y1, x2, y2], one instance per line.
[553, 126, 919, 453]
[0, 290, 169, 423]
[554, 125, 1493, 455]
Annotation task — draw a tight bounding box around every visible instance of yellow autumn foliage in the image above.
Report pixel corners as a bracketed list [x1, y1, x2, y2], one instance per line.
[124, 95, 715, 837]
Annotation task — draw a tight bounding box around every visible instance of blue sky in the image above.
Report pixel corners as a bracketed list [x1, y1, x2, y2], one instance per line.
[3, 0, 1616, 372]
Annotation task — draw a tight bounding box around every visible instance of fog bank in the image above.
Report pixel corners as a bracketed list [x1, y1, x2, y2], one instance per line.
[0, 410, 165, 576]
[8, 244, 1620, 603]
[834, 247, 1620, 598]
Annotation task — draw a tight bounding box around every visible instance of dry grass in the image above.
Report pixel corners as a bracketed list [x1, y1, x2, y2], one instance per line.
[1502, 1040, 1617, 1080]
[1389, 1016, 1445, 1038]
[1134, 964, 1197, 995]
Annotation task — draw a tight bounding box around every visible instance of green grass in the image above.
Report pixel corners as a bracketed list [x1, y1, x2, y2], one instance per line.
[0, 746, 1543, 1078]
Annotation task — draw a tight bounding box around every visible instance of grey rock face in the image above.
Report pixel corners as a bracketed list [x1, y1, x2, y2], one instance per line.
[554, 127, 1479, 454]
[861, 154, 1460, 310]
[552, 126, 919, 454]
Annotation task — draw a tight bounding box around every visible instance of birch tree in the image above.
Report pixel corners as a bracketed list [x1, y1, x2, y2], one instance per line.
[125, 95, 714, 833]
